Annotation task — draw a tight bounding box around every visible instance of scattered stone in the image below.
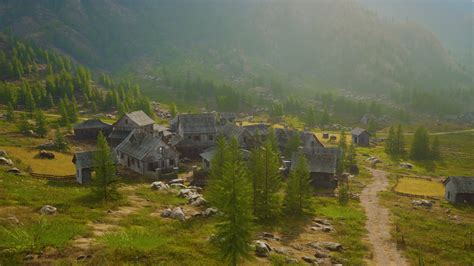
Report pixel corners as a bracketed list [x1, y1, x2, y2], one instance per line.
[169, 178, 184, 185]
[314, 250, 329, 258]
[25, 130, 38, 137]
[285, 257, 299, 264]
[6, 167, 21, 175]
[151, 181, 169, 190]
[319, 242, 343, 252]
[24, 254, 34, 260]
[6, 216, 20, 225]
[77, 255, 89, 261]
[190, 197, 207, 207]
[187, 185, 203, 193]
[170, 207, 185, 221]
[0, 157, 13, 166]
[399, 162, 414, 169]
[202, 207, 218, 217]
[301, 256, 316, 264]
[169, 183, 186, 189]
[412, 199, 432, 208]
[313, 218, 331, 226]
[0, 150, 7, 157]
[255, 240, 271, 257]
[273, 247, 291, 255]
[40, 205, 57, 215]
[161, 208, 172, 218]
[261, 232, 274, 239]
[291, 243, 304, 251]
[38, 150, 55, 159]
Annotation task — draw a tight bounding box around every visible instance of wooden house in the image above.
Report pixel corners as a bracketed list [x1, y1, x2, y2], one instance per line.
[220, 123, 252, 148]
[291, 147, 341, 189]
[72, 151, 117, 184]
[173, 113, 220, 158]
[108, 111, 155, 146]
[243, 123, 271, 148]
[444, 176, 474, 204]
[274, 128, 324, 155]
[73, 119, 112, 140]
[115, 130, 179, 176]
[200, 147, 251, 170]
[351, 127, 370, 147]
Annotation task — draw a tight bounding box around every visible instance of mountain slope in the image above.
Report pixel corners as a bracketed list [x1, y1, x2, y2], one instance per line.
[0, 0, 470, 96]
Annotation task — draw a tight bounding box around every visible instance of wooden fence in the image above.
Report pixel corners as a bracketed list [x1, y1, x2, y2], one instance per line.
[29, 172, 76, 182]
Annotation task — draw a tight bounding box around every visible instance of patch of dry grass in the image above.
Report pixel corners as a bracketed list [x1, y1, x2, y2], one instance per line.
[0, 146, 75, 176]
[395, 177, 444, 197]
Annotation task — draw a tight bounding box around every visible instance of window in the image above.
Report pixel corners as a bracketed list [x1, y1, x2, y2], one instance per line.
[159, 147, 164, 154]
[169, 159, 175, 166]
[125, 119, 128, 124]
[208, 135, 214, 141]
[193, 135, 200, 141]
[447, 191, 450, 199]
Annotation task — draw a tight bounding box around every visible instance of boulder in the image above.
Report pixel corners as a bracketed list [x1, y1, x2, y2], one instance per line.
[161, 208, 172, 218]
[151, 181, 169, 191]
[0, 157, 13, 166]
[24, 254, 34, 260]
[273, 247, 291, 255]
[38, 150, 55, 159]
[0, 150, 7, 157]
[255, 240, 271, 257]
[190, 197, 207, 207]
[7, 167, 21, 175]
[412, 199, 432, 208]
[313, 218, 331, 226]
[400, 162, 414, 169]
[261, 232, 274, 239]
[170, 183, 186, 189]
[169, 178, 184, 185]
[285, 257, 299, 264]
[314, 250, 329, 258]
[40, 205, 57, 215]
[170, 207, 185, 221]
[301, 256, 316, 264]
[319, 242, 343, 252]
[202, 207, 218, 217]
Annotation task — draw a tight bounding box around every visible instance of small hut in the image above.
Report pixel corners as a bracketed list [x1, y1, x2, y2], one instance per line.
[351, 127, 370, 147]
[72, 151, 117, 184]
[444, 176, 474, 204]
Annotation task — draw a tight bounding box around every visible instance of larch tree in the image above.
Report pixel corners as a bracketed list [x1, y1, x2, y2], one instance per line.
[385, 126, 396, 156]
[336, 130, 347, 174]
[284, 153, 311, 215]
[410, 127, 431, 160]
[207, 138, 254, 266]
[395, 125, 406, 157]
[93, 132, 118, 202]
[34, 109, 48, 137]
[6, 102, 15, 122]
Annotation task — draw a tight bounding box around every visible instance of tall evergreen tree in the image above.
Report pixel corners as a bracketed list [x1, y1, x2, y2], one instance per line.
[6, 102, 15, 122]
[207, 139, 254, 266]
[34, 109, 48, 137]
[336, 130, 347, 174]
[385, 126, 396, 156]
[430, 136, 441, 160]
[284, 153, 311, 215]
[54, 126, 69, 152]
[58, 98, 70, 127]
[410, 127, 431, 161]
[284, 133, 302, 158]
[94, 132, 118, 202]
[346, 143, 357, 169]
[395, 125, 406, 157]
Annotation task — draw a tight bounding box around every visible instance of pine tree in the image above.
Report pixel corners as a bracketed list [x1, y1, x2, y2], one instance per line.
[431, 136, 441, 160]
[68, 96, 79, 123]
[58, 98, 70, 127]
[6, 102, 15, 122]
[336, 130, 347, 174]
[284, 133, 302, 158]
[17, 113, 32, 133]
[284, 153, 311, 215]
[34, 109, 48, 137]
[346, 143, 357, 169]
[207, 139, 254, 266]
[94, 132, 118, 202]
[367, 119, 377, 137]
[170, 102, 178, 118]
[338, 183, 349, 206]
[54, 126, 69, 152]
[410, 127, 431, 161]
[385, 126, 396, 156]
[320, 110, 330, 125]
[395, 125, 406, 157]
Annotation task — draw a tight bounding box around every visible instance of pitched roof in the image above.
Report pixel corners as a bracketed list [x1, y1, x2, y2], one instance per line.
[221, 123, 247, 139]
[73, 119, 111, 130]
[200, 147, 250, 162]
[300, 131, 324, 147]
[115, 130, 175, 161]
[445, 176, 474, 193]
[243, 123, 270, 136]
[125, 111, 155, 127]
[72, 151, 117, 169]
[153, 124, 169, 132]
[178, 113, 219, 134]
[291, 151, 337, 174]
[351, 127, 369, 136]
[108, 130, 132, 140]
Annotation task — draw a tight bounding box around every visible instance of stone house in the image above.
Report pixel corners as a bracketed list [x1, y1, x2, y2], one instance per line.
[351, 127, 370, 147]
[108, 111, 155, 146]
[220, 123, 252, 148]
[115, 130, 179, 176]
[444, 176, 474, 204]
[243, 123, 271, 148]
[72, 150, 117, 184]
[200, 147, 251, 170]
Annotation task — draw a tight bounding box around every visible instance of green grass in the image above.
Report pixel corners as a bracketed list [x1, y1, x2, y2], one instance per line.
[380, 191, 474, 265]
[134, 186, 187, 207]
[395, 177, 444, 197]
[313, 197, 369, 265]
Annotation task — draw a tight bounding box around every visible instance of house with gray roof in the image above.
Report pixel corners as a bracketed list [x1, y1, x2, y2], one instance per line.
[73, 119, 112, 140]
[72, 150, 117, 184]
[291, 146, 341, 189]
[275, 128, 324, 155]
[243, 123, 271, 148]
[444, 176, 474, 204]
[173, 113, 220, 157]
[109, 111, 155, 146]
[115, 130, 179, 176]
[351, 127, 370, 146]
[200, 147, 251, 170]
[219, 123, 252, 148]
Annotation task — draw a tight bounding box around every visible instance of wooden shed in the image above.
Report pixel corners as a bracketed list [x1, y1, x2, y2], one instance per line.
[351, 127, 370, 147]
[444, 176, 474, 204]
[73, 119, 112, 140]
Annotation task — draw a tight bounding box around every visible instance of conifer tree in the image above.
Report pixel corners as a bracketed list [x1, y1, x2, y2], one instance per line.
[17, 113, 32, 133]
[336, 130, 347, 174]
[207, 139, 254, 266]
[346, 143, 357, 170]
[410, 127, 431, 160]
[68, 96, 79, 123]
[284, 133, 302, 158]
[54, 126, 69, 152]
[58, 98, 70, 127]
[94, 132, 118, 202]
[395, 125, 406, 157]
[6, 102, 15, 122]
[170, 102, 178, 118]
[284, 153, 311, 215]
[338, 183, 349, 206]
[385, 126, 396, 156]
[34, 109, 48, 137]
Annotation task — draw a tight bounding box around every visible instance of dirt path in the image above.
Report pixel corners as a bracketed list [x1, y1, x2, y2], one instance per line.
[361, 169, 407, 266]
